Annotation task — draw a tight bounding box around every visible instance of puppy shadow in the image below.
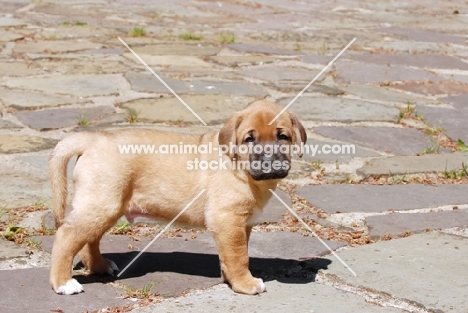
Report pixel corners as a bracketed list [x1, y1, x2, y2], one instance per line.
[74, 251, 331, 286]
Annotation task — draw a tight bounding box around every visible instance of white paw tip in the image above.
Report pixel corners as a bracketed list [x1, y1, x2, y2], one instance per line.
[258, 279, 266, 293]
[56, 279, 84, 295]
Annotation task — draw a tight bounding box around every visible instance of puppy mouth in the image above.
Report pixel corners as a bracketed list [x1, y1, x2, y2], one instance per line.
[247, 152, 291, 181]
[249, 169, 289, 181]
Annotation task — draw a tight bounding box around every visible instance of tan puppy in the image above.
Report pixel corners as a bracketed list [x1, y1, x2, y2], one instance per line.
[49, 100, 306, 295]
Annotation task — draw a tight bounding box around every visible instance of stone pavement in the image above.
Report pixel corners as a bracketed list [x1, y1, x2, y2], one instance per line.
[1, 0, 468, 312]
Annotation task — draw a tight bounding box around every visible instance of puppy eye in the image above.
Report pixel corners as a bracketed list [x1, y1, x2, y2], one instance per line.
[278, 134, 289, 141]
[245, 136, 255, 143]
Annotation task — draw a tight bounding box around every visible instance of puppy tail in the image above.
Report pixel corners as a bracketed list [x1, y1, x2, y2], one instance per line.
[48, 133, 94, 228]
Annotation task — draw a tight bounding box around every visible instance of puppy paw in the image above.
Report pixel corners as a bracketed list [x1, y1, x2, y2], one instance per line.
[88, 258, 119, 276]
[55, 279, 84, 295]
[232, 277, 266, 295]
[107, 259, 119, 275]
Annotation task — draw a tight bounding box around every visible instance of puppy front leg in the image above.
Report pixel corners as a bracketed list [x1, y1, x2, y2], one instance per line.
[212, 224, 265, 295]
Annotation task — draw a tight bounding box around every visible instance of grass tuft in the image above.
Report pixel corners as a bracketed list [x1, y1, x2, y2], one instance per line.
[128, 108, 140, 123]
[131, 27, 146, 37]
[76, 113, 91, 126]
[180, 32, 203, 41]
[218, 33, 235, 43]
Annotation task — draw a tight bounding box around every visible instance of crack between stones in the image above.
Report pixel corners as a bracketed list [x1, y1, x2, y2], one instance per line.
[316, 272, 444, 313]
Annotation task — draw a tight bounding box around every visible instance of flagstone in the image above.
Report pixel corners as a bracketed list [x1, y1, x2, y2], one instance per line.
[278, 97, 400, 123]
[295, 184, 468, 214]
[4, 74, 120, 97]
[13, 40, 102, 54]
[121, 94, 255, 125]
[314, 126, 432, 155]
[126, 72, 268, 97]
[0, 88, 82, 109]
[13, 106, 115, 130]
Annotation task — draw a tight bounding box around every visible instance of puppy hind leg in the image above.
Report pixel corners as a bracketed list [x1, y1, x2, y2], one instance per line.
[50, 205, 122, 295]
[76, 204, 123, 275]
[79, 236, 119, 275]
[50, 224, 88, 295]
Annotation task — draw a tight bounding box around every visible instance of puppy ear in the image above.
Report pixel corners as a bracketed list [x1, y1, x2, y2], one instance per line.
[218, 113, 243, 159]
[289, 112, 307, 158]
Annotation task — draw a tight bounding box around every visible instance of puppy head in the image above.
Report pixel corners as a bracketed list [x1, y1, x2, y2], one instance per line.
[218, 100, 307, 181]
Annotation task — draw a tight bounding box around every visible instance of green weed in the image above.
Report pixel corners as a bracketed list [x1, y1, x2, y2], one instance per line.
[218, 33, 235, 43]
[76, 114, 91, 126]
[131, 27, 146, 37]
[180, 32, 203, 41]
